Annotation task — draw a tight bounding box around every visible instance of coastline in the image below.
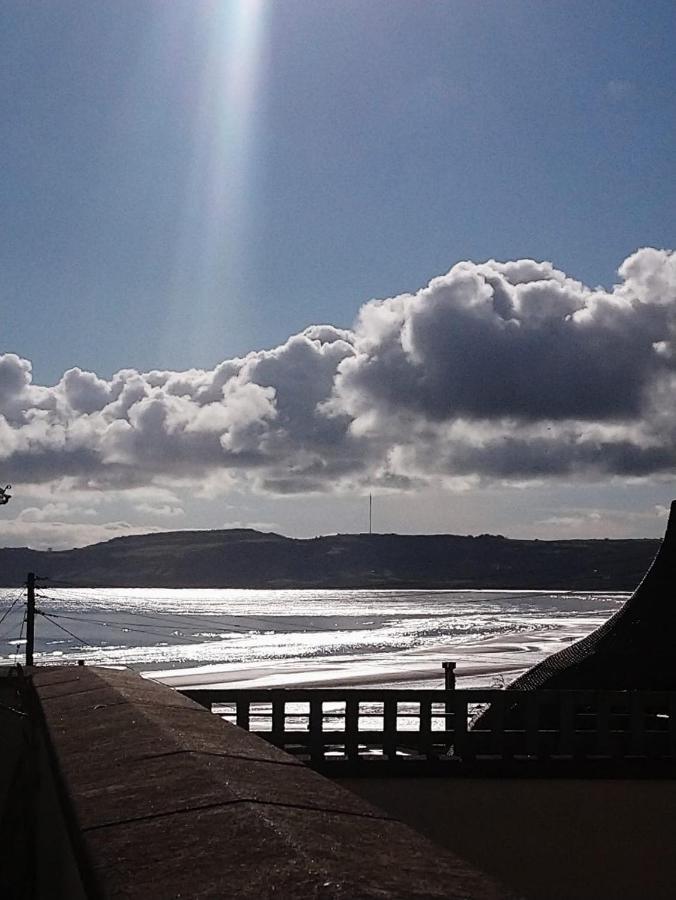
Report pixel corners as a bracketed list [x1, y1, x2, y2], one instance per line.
[149, 660, 528, 691]
[1, 586, 622, 690]
[147, 627, 577, 691]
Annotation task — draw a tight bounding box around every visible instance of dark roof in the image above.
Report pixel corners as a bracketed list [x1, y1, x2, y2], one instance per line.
[508, 500, 676, 691]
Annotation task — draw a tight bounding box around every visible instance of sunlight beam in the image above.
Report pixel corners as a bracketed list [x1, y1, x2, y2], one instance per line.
[164, 0, 268, 361]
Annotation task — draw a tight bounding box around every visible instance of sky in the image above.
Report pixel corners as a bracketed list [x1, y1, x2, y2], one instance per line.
[1, 0, 675, 549]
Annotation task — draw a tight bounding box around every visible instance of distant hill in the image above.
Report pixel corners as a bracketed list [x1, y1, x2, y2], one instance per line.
[0, 529, 661, 590]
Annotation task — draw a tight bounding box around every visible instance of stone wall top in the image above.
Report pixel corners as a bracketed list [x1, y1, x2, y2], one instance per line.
[32, 666, 511, 899]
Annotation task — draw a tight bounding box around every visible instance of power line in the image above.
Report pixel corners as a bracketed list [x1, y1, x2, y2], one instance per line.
[34, 595, 203, 629]
[37, 612, 89, 646]
[22, 584, 344, 668]
[44, 612, 197, 631]
[30, 578, 83, 589]
[0, 593, 23, 628]
[32, 583, 370, 636]
[0, 616, 25, 644]
[15, 613, 26, 661]
[38, 611, 208, 645]
[0, 606, 25, 642]
[35, 600, 234, 641]
[0, 587, 26, 607]
[34, 592, 333, 636]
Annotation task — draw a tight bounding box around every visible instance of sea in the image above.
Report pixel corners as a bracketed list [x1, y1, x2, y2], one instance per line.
[0, 587, 625, 690]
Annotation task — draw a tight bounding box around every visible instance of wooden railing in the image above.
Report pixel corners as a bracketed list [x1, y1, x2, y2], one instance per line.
[179, 687, 676, 775]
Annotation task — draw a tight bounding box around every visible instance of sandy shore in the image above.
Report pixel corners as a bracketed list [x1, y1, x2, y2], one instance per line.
[147, 631, 550, 690]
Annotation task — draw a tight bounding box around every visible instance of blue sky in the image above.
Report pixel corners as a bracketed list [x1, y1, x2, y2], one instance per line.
[1, 1, 675, 547]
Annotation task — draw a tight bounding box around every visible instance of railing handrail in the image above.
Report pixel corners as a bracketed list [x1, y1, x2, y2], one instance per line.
[181, 686, 676, 702]
[178, 686, 676, 774]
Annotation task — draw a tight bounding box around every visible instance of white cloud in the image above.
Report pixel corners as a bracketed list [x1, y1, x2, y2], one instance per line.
[1, 248, 675, 510]
[0, 518, 165, 551]
[532, 504, 666, 540]
[135, 503, 184, 518]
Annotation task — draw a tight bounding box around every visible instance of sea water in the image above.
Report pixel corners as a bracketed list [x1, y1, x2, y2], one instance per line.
[0, 587, 625, 689]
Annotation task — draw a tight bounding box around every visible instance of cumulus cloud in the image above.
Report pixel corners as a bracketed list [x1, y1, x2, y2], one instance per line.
[533, 504, 667, 540]
[1, 248, 675, 501]
[0, 517, 165, 551]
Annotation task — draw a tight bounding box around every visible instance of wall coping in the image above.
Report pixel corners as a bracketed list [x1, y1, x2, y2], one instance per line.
[31, 666, 511, 899]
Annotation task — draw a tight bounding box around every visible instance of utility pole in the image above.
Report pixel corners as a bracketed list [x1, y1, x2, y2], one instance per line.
[369, 493, 372, 535]
[26, 572, 35, 667]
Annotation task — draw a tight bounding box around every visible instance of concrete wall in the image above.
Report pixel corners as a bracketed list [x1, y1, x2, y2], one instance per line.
[27, 667, 511, 899]
[1, 668, 88, 898]
[344, 776, 676, 900]
[0, 669, 32, 897]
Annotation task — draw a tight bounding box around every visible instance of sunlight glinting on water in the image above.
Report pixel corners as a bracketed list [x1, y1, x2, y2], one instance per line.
[0, 587, 625, 687]
[28, 586, 624, 617]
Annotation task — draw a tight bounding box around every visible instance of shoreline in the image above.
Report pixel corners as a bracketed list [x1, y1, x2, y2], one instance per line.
[146, 630, 572, 690]
[0, 586, 621, 690]
[149, 660, 529, 691]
